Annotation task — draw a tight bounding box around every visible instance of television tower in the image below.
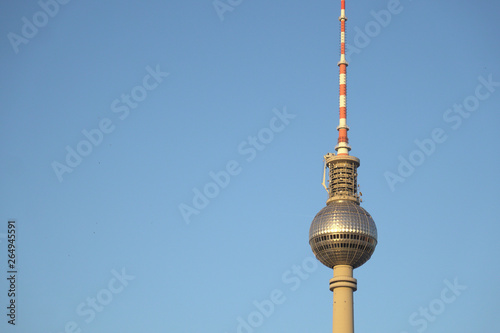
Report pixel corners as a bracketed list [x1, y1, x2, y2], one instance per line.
[309, 1, 378, 332]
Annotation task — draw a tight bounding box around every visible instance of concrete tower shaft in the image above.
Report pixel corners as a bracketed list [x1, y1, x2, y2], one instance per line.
[330, 266, 357, 333]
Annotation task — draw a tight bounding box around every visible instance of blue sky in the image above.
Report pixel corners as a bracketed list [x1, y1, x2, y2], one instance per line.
[1, 0, 499, 332]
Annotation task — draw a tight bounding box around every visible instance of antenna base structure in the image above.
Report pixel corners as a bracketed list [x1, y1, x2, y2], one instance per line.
[324, 153, 360, 205]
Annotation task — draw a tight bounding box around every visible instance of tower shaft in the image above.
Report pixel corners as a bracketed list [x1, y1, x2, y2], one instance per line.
[330, 265, 357, 333]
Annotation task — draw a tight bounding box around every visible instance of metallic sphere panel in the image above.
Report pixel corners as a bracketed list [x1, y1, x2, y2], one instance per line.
[309, 201, 377, 268]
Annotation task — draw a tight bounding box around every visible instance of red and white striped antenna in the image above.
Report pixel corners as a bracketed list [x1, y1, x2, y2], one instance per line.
[335, 0, 350, 156]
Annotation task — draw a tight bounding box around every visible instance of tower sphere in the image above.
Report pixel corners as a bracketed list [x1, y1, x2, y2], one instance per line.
[309, 201, 377, 268]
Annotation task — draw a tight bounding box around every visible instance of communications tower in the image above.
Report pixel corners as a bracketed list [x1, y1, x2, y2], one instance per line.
[309, 1, 378, 332]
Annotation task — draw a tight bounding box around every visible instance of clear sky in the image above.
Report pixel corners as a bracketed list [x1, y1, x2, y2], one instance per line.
[1, 0, 499, 332]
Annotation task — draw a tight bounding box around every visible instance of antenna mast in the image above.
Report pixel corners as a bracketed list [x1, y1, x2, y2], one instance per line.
[336, 0, 350, 156]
